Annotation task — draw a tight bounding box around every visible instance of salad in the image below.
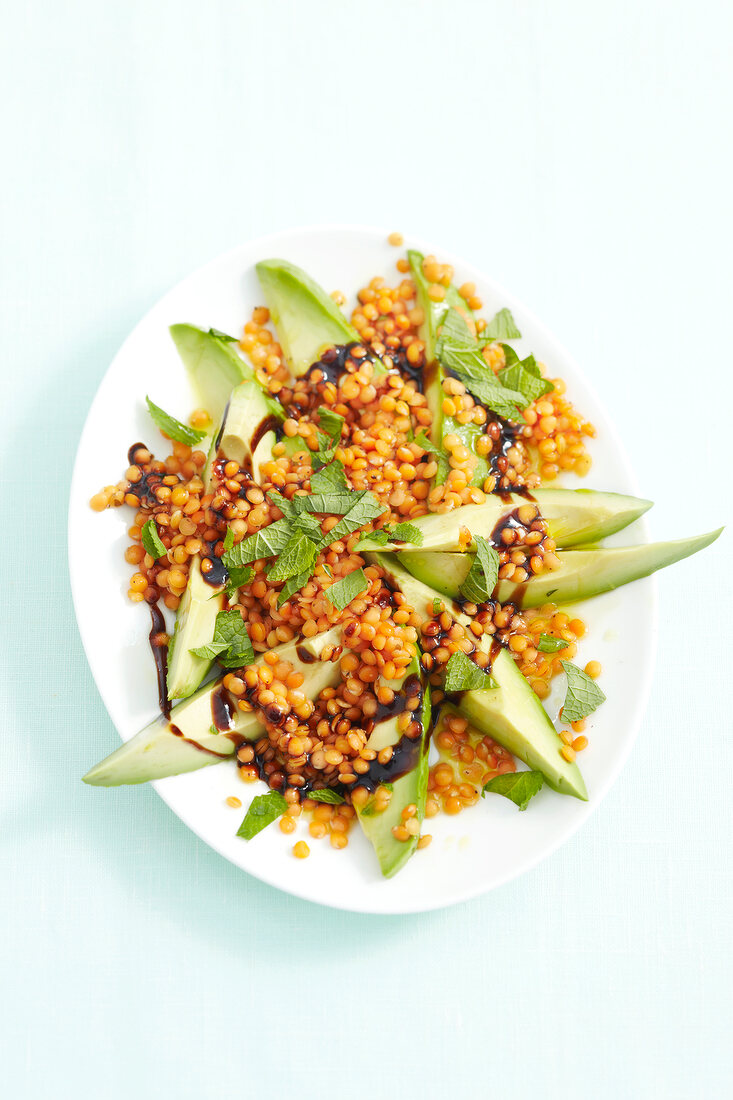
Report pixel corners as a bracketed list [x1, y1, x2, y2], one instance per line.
[83, 237, 721, 878]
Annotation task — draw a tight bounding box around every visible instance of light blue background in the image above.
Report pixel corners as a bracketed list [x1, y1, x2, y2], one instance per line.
[2, 2, 731, 1097]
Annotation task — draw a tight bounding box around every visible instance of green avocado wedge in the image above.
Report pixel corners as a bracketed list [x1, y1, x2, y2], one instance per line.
[355, 658, 431, 878]
[460, 645, 586, 798]
[357, 488, 652, 554]
[166, 380, 283, 701]
[368, 553, 587, 800]
[82, 628, 343, 787]
[169, 324, 253, 429]
[399, 528, 724, 607]
[256, 259, 360, 377]
[166, 556, 222, 701]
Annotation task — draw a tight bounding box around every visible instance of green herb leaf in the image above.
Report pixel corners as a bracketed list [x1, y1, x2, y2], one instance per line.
[499, 353, 554, 405]
[387, 522, 424, 545]
[415, 430, 451, 482]
[266, 531, 318, 584]
[537, 634, 569, 653]
[223, 518, 293, 566]
[208, 327, 239, 343]
[480, 308, 521, 342]
[276, 569, 315, 607]
[190, 610, 255, 668]
[313, 492, 385, 548]
[290, 512, 323, 541]
[560, 661, 606, 722]
[236, 791, 288, 840]
[225, 565, 253, 603]
[308, 789, 345, 804]
[436, 310, 528, 421]
[443, 652, 497, 692]
[145, 396, 207, 445]
[325, 568, 368, 611]
[141, 519, 167, 560]
[359, 528, 389, 546]
[459, 536, 499, 604]
[482, 770, 544, 810]
[358, 520, 424, 548]
[311, 440, 337, 471]
[266, 490, 300, 521]
[499, 343, 520, 366]
[222, 526, 234, 552]
[310, 459, 348, 494]
[432, 597, 442, 614]
[317, 406, 345, 444]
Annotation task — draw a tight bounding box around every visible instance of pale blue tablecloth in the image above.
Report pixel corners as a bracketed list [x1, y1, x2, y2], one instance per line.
[2, 2, 731, 1097]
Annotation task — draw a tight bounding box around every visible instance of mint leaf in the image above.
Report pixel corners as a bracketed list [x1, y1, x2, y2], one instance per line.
[436, 310, 528, 421]
[190, 610, 254, 668]
[310, 460, 348, 494]
[443, 651, 497, 692]
[311, 440, 337, 470]
[267, 490, 299, 520]
[277, 569, 314, 607]
[359, 528, 389, 546]
[325, 568, 368, 611]
[290, 512, 323, 541]
[387, 522, 424, 545]
[308, 789, 345, 804]
[141, 519, 167, 560]
[358, 521, 424, 547]
[537, 634, 568, 653]
[223, 518, 293, 566]
[499, 353, 554, 405]
[225, 565, 253, 603]
[482, 770, 544, 810]
[266, 531, 318, 583]
[313, 492, 385, 547]
[308, 410, 343, 471]
[145, 396, 207, 445]
[459, 536, 499, 604]
[317, 406, 345, 444]
[480, 308, 521, 342]
[416, 430, 451, 482]
[560, 661, 606, 722]
[208, 328, 239, 343]
[222, 526, 234, 552]
[236, 791, 288, 840]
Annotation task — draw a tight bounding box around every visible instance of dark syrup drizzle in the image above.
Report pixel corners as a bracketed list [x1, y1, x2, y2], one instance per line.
[148, 605, 171, 719]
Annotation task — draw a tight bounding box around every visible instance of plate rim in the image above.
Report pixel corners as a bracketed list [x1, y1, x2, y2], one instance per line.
[68, 222, 658, 914]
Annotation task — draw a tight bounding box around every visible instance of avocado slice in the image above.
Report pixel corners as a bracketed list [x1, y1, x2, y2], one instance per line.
[460, 644, 586, 797]
[355, 659, 431, 878]
[169, 324, 253, 429]
[358, 488, 652, 554]
[368, 553, 587, 799]
[256, 259, 360, 377]
[83, 628, 343, 786]
[209, 378, 283, 481]
[400, 528, 724, 606]
[166, 380, 283, 701]
[166, 556, 222, 701]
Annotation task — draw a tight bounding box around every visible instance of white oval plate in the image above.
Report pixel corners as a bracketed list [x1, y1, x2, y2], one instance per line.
[69, 225, 656, 914]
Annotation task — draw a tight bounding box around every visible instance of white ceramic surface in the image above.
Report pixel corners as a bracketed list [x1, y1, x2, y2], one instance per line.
[68, 225, 656, 913]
